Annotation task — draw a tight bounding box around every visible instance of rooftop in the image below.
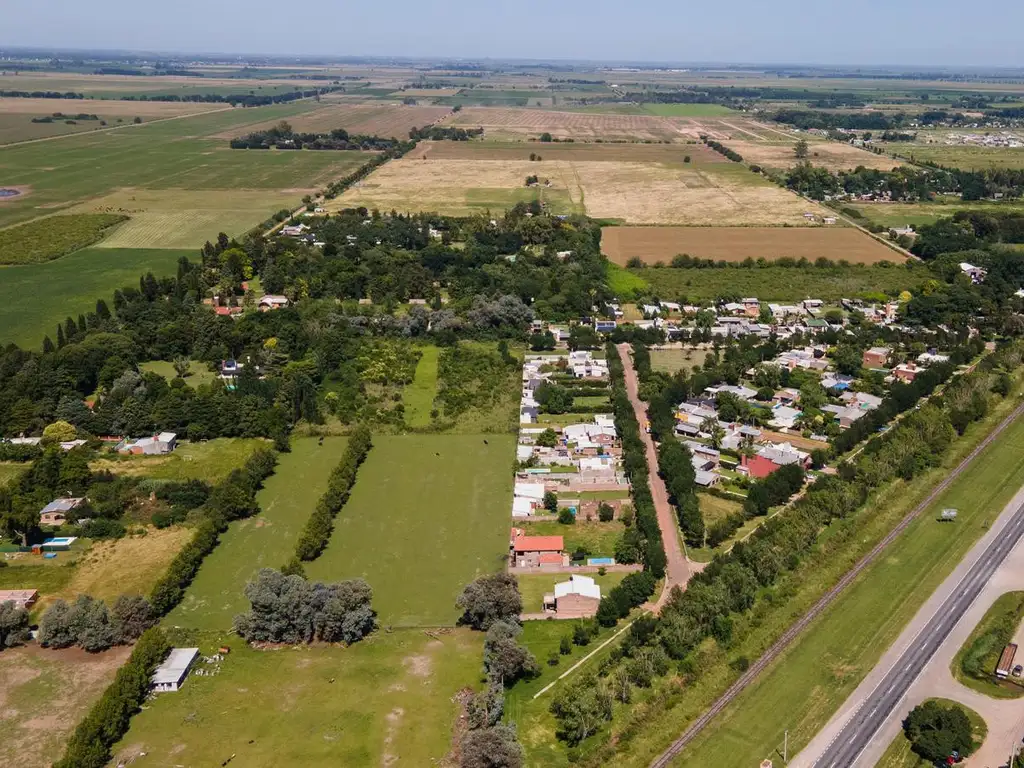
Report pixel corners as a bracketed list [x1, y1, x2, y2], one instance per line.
[152, 647, 200, 686]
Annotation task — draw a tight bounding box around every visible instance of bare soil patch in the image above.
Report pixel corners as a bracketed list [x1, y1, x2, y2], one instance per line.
[406, 140, 722, 163]
[441, 107, 695, 142]
[729, 140, 904, 172]
[602, 226, 903, 264]
[0, 644, 131, 768]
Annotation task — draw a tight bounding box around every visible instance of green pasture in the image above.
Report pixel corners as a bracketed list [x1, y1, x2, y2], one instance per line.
[641, 104, 737, 117]
[305, 434, 515, 627]
[90, 438, 265, 486]
[846, 200, 1024, 229]
[650, 348, 712, 373]
[952, 590, 1024, 698]
[0, 247, 190, 348]
[402, 345, 439, 427]
[110, 629, 483, 767]
[165, 437, 348, 631]
[139, 359, 220, 388]
[897, 144, 1024, 171]
[0, 213, 126, 265]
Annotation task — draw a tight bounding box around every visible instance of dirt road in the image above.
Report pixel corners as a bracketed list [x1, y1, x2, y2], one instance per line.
[616, 343, 694, 609]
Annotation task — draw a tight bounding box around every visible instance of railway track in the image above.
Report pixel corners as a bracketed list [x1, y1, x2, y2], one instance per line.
[649, 398, 1024, 768]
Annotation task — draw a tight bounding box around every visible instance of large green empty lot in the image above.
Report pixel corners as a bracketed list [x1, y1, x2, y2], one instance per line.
[306, 433, 515, 626]
[111, 629, 481, 768]
[166, 436, 348, 631]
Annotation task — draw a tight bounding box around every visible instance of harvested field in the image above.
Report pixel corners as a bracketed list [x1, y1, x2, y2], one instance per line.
[331, 157, 576, 216]
[213, 103, 451, 139]
[391, 88, 462, 97]
[407, 140, 720, 163]
[574, 162, 831, 225]
[602, 226, 903, 264]
[441, 106, 700, 142]
[728, 139, 904, 171]
[339, 154, 824, 224]
[0, 644, 132, 768]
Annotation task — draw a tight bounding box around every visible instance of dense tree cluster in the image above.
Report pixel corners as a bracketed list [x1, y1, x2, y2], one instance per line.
[38, 594, 157, 652]
[230, 121, 407, 151]
[408, 125, 483, 141]
[656, 438, 703, 546]
[785, 162, 1024, 202]
[457, 573, 522, 630]
[702, 138, 743, 162]
[233, 568, 376, 644]
[0, 600, 30, 650]
[902, 701, 975, 763]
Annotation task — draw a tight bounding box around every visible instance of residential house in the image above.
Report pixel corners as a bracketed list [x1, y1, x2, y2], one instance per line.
[660, 301, 681, 313]
[118, 432, 177, 456]
[641, 304, 661, 317]
[769, 405, 802, 430]
[821, 374, 854, 391]
[822, 404, 867, 429]
[39, 497, 85, 526]
[706, 384, 757, 401]
[0, 590, 38, 610]
[151, 648, 200, 693]
[741, 298, 760, 317]
[862, 346, 891, 369]
[543, 575, 602, 618]
[594, 319, 617, 333]
[917, 351, 950, 365]
[960, 262, 987, 284]
[741, 442, 810, 478]
[694, 470, 721, 487]
[510, 529, 568, 568]
[258, 295, 289, 311]
[893, 362, 920, 383]
[280, 224, 309, 237]
[684, 440, 720, 468]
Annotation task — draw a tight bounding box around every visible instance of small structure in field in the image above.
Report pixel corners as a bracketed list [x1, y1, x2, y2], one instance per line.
[118, 432, 177, 456]
[939, 508, 958, 521]
[39, 497, 85, 526]
[152, 647, 200, 693]
[0, 589, 38, 610]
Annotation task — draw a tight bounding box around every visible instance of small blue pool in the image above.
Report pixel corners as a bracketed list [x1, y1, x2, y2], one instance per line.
[588, 557, 615, 566]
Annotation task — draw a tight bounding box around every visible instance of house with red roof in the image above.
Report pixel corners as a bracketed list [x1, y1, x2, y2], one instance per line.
[510, 528, 568, 568]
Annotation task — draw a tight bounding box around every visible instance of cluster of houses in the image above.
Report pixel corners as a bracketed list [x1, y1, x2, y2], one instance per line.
[205, 293, 290, 318]
[861, 345, 950, 383]
[520, 351, 609, 424]
[937, 131, 1023, 148]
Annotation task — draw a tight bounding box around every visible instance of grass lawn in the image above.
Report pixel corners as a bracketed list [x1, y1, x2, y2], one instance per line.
[0, 462, 25, 487]
[563, 490, 632, 502]
[516, 571, 628, 613]
[140, 359, 220, 388]
[90, 437, 266, 485]
[0, 247, 191, 348]
[606, 262, 650, 299]
[518, 520, 625, 558]
[651, 348, 712, 374]
[0, 644, 132, 768]
[403, 345, 439, 427]
[165, 437, 348, 631]
[952, 590, 1024, 698]
[305, 434, 515, 627]
[876, 698, 987, 768]
[110, 628, 483, 768]
[846, 200, 1024, 230]
[607, 393, 1024, 768]
[0, 561, 76, 605]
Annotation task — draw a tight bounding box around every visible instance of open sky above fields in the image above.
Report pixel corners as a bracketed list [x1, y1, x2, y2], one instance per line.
[3, 1, 1023, 66]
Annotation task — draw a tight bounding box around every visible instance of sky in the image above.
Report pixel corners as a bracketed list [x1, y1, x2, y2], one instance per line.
[3, 0, 1024, 68]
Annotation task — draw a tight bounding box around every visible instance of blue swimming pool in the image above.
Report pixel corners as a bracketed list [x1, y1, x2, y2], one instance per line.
[588, 557, 615, 566]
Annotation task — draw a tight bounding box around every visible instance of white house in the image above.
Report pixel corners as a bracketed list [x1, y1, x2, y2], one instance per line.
[151, 648, 199, 693]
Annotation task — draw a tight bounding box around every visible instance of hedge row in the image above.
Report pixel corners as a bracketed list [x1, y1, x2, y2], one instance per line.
[293, 425, 373, 562]
[606, 343, 667, 578]
[149, 446, 278, 616]
[54, 627, 170, 768]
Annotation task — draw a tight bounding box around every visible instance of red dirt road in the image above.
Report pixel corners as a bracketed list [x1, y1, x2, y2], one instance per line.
[616, 343, 696, 610]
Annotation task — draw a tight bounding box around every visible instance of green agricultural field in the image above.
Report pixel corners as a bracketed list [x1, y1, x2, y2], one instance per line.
[110, 629, 482, 768]
[0, 214, 126, 265]
[90, 438, 265, 486]
[0, 561, 75, 600]
[641, 104, 737, 117]
[952, 590, 1024, 698]
[166, 437, 348, 631]
[634, 263, 923, 303]
[625, 393, 1024, 768]
[876, 698, 987, 768]
[896, 144, 1024, 171]
[606, 262, 650, 298]
[402, 345, 440, 427]
[518, 520, 625, 559]
[846, 200, 1024, 229]
[139, 359, 221, 388]
[0, 247, 190, 348]
[305, 434, 515, 627]
[517, 571, 628, 613]
[0, 101, 343, 231]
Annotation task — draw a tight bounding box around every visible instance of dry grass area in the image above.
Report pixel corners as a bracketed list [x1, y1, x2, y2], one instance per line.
[335, 154, 826, 224]
[331, 156, 575, 215]
[442, 106, 696, 142]
[213, 103, 451, 139]
[392, 88, 462, 97]
[602, 226, 903, 264]
[729, 140, 904, 171]
[573, 161, 831, 225]
[41, 526, 193, 609]
[407, 140, 722, 163]
[0, 644, 132, 768]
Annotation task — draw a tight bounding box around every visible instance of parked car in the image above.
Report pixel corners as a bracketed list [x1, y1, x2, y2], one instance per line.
[1012, 664, 1022, 677]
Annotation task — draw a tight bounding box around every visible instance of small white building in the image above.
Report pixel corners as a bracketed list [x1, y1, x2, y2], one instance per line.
[151, 647, 199, 693]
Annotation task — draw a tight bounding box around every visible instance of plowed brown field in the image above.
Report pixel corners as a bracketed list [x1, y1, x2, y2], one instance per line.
[602, 226, 904, 264]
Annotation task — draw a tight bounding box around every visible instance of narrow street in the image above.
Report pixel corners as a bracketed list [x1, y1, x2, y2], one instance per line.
[616, 343, 697, 609]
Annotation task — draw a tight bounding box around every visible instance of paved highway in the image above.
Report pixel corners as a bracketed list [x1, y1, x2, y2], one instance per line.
[813, 493, 1024, 767]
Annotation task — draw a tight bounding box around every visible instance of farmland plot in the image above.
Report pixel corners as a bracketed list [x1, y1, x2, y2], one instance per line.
[442, 106, 694, 142]
[728, 139, 904, 172]
[213, 103, 452, 139]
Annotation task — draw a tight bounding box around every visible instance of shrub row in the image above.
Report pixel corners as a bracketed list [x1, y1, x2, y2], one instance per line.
[54, 627, 170, 768]
[323, 143, 417, 200]
[149, 446, 278, 616]
[657, 439, 704, 547]
[596, 571, 658, 627]
[703, 137, 743, 162]
[292, 425, 373, 563]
